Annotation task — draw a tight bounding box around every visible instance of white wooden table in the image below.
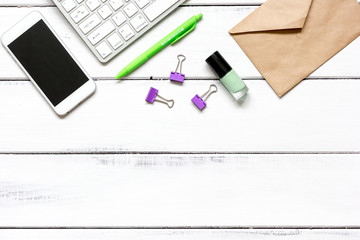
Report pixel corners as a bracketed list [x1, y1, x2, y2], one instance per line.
[1, 0, 360, 239]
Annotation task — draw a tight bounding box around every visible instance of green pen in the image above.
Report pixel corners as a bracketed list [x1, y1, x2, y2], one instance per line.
[116, 13, 203, 79]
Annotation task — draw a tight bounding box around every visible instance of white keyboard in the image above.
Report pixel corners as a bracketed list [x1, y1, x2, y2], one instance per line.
[54, 0, 186, 62]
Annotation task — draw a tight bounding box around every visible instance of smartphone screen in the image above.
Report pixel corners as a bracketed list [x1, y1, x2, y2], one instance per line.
[8, 19, 89, 106]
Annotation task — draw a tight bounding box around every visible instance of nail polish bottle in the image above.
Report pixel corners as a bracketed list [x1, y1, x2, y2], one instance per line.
[206, 51, 248, 101]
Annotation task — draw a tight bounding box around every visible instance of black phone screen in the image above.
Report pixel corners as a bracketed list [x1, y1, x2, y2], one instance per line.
[8, 19, 89, 106]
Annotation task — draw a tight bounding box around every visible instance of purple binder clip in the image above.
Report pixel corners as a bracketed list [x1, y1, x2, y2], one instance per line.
[169, 54, 186, 83]
[191, 84, 217, 111]
[146, 87, 174, 108]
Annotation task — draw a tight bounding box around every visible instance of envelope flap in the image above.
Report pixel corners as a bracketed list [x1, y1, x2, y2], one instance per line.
[229, 0, 313, 34]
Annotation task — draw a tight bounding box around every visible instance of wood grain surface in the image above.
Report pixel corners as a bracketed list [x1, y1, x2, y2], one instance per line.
[1, 230, 360, 240]
[0, 7, 359, 79]
[0, 80, 359, 153]
[1, 154, 360, 226]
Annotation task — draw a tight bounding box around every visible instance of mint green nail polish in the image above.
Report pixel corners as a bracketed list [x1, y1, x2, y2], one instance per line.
[206, 51, 248, 101]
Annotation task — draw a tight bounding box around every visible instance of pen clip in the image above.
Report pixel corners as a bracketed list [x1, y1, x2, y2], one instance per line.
[171, 23, 196, 45]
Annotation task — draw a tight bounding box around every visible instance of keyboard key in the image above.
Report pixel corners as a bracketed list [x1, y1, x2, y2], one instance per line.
[79, 13, 101, 34]
[144, 0, 178, 21]
[98, 4, 113, 19]
[107, 33, 123, 49]
[130, 14, 148, 32]
[88, 20, 115, 45]
[109, 0, 124, 11]
[70, 6, 89, 23]
[96, 41, 112, 58]
[123, 3, 138, 17]
[119, 24, 134, 41]
[76, 0, 84, 3]
[112, 11, 127, 26]
[86, 0, 101, 11]
[62, 0, 76, 12]
[134, 0, 149, 9]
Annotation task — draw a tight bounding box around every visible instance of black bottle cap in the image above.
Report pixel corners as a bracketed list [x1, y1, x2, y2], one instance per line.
[205, 51, 233, 79]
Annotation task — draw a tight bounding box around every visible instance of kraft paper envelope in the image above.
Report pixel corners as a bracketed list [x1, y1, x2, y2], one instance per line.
[229, 0, 360, 97]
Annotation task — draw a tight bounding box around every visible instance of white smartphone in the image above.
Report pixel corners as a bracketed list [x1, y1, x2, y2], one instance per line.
[1, 11, 96, 116]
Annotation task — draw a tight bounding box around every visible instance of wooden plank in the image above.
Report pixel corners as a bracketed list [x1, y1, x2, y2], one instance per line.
[0, 80, 360, 153]
[1, 230, 360, 240]
[0, 7, 359, 79]
[0, 154, 360, 226]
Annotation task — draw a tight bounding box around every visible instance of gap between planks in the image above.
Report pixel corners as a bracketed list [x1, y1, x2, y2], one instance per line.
[0, 226, 359, 229]
[0, 77, 360, 82]
[0, 1, 358, 7]
[0, 2, 265, 8]
[0, 0, 359, 7]
[0, 152, 360, 155]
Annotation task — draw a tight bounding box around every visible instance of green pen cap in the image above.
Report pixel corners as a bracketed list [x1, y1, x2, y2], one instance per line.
[195, 13, 203, 21]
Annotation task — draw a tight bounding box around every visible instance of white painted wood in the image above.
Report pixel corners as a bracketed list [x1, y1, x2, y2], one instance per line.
[1, 230, 360, 240]
[0, 80, 360, 152]
[0, 7, 359, 79]
[0, 154, 360, 226]
[0, 1, 359, 232]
